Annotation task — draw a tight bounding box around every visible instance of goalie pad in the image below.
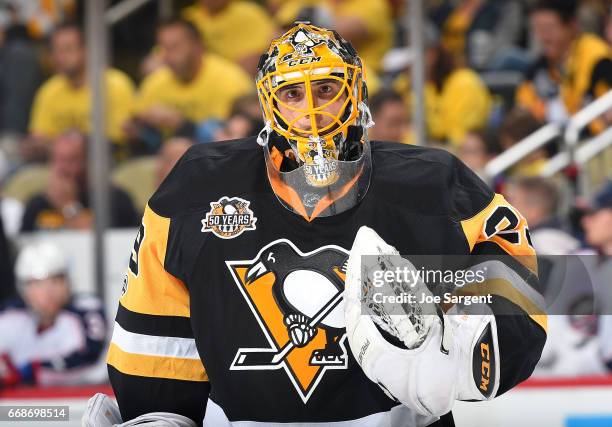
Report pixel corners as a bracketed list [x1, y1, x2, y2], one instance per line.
[82, 393, 122, 427]
[81, 393, 197, 427]
[116, 413, 197, 427]
[344, 226, 500, 417]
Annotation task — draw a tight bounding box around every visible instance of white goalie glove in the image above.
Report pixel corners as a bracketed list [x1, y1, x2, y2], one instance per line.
[345, 227, 500, 417]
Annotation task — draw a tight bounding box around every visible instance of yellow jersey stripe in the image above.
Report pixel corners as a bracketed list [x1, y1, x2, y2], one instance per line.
[107, 343, 208, 382]
[457, 278, 548, 332]
[121, 204, 191, 317]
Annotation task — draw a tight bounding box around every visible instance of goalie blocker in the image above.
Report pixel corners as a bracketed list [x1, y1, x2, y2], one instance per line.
[345, 227, 502, 417]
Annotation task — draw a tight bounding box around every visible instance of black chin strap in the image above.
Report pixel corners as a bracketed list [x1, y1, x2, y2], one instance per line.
[340, 126, 364, 161]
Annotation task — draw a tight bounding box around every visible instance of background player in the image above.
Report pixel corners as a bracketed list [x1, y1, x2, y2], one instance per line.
[0, 240, 107, 388]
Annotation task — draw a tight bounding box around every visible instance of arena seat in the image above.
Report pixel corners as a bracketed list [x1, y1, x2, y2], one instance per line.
[111, 156, 157, 214]
[2, 165, 49, 203]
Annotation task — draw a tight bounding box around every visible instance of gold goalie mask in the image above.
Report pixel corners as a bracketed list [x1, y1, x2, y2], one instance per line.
[256, 22, 373, 221]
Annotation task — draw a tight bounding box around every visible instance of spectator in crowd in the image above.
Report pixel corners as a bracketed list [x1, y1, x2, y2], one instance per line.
[156, 137, 193, 186]
[532, 182, 612, 378]
[28, 23, 135, 160]
[429, 0, 527, 70]
[395, 26, 492, 146]
[21, 132, 139, 232]
[271, 0, 393, 72]
[0, 0, 76, 41]
[536, 182, 612, 376]
[0, 241, 107, 388]
[516, 0, 612, 130]
[182, 0, 277, 74]
[580, 182, 612, 371]
[195, 93, 264, 143]
[505, 176, 579, 254]
[127, 18, 252, 154]
[213, 111, 264, 142]
[368, 89, 412, 144]
[456, 128, 501, 182]
[577, 0, 609, 35]
[582, 181, 612, 256]
[227, 93, 263, 122]
[498, 108, 548, 177]
[0, 16, 41, 135]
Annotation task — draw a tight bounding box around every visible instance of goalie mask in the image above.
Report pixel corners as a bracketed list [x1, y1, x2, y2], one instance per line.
[256, 22, 373, 221]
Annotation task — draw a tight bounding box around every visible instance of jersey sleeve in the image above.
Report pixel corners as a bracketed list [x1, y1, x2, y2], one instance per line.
[107, 204, 209, 423]
[451, 159, 547, 396]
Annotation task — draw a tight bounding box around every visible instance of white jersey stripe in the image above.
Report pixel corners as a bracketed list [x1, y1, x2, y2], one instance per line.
[467, 260, 546, 311]
[203, 399, 436, 427]
[110, 322, 200, 359]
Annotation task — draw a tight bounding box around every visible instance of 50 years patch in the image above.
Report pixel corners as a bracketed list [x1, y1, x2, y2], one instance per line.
[201, 196, 257, 239]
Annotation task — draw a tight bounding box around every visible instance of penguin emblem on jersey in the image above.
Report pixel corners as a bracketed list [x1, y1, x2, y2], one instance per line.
[201, 196, 257, 239]
[226, 239, 349, 403]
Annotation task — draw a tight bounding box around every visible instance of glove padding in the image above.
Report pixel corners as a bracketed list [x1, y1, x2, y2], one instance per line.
[345, 226, 500, 417]
[353, 228, 437, 349]
[81, 393, 197, 427]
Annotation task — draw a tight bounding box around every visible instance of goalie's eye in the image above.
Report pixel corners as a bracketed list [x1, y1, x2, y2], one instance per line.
[277, 83, 305, 105]
[313, 80, 342, 101]
[276, 80, 343, 106]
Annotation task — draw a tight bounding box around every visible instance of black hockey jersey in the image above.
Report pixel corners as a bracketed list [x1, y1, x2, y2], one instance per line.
[108, 138, 546, 426]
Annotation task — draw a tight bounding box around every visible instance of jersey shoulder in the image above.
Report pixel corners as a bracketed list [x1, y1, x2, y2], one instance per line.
[370, 141, 494, 220]
[149, 137, 267, 219]
[35, 74, 68, 100]
[139, 66, 175, 93]
[105, 69, 136, 97]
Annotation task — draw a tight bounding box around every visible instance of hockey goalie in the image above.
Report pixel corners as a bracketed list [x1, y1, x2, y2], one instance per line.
[84, 21, 546, 427]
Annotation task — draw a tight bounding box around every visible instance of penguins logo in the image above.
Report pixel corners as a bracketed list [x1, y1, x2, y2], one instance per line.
[227, 239, 349, 403]
[281, 29, 325, 65]
[201, 196, 257, 239]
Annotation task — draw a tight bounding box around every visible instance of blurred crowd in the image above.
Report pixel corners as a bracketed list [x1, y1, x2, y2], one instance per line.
[0, 0, 612, 390]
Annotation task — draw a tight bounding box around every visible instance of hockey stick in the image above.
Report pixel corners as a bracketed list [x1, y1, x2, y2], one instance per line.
[231, 291, 344, 368]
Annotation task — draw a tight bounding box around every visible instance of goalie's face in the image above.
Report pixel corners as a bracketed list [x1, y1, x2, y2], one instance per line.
[276, 79, 347, 136]
[256, 24, 366, 167]
[256, 23, 372, 220]
[260, 67, 359, 188]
